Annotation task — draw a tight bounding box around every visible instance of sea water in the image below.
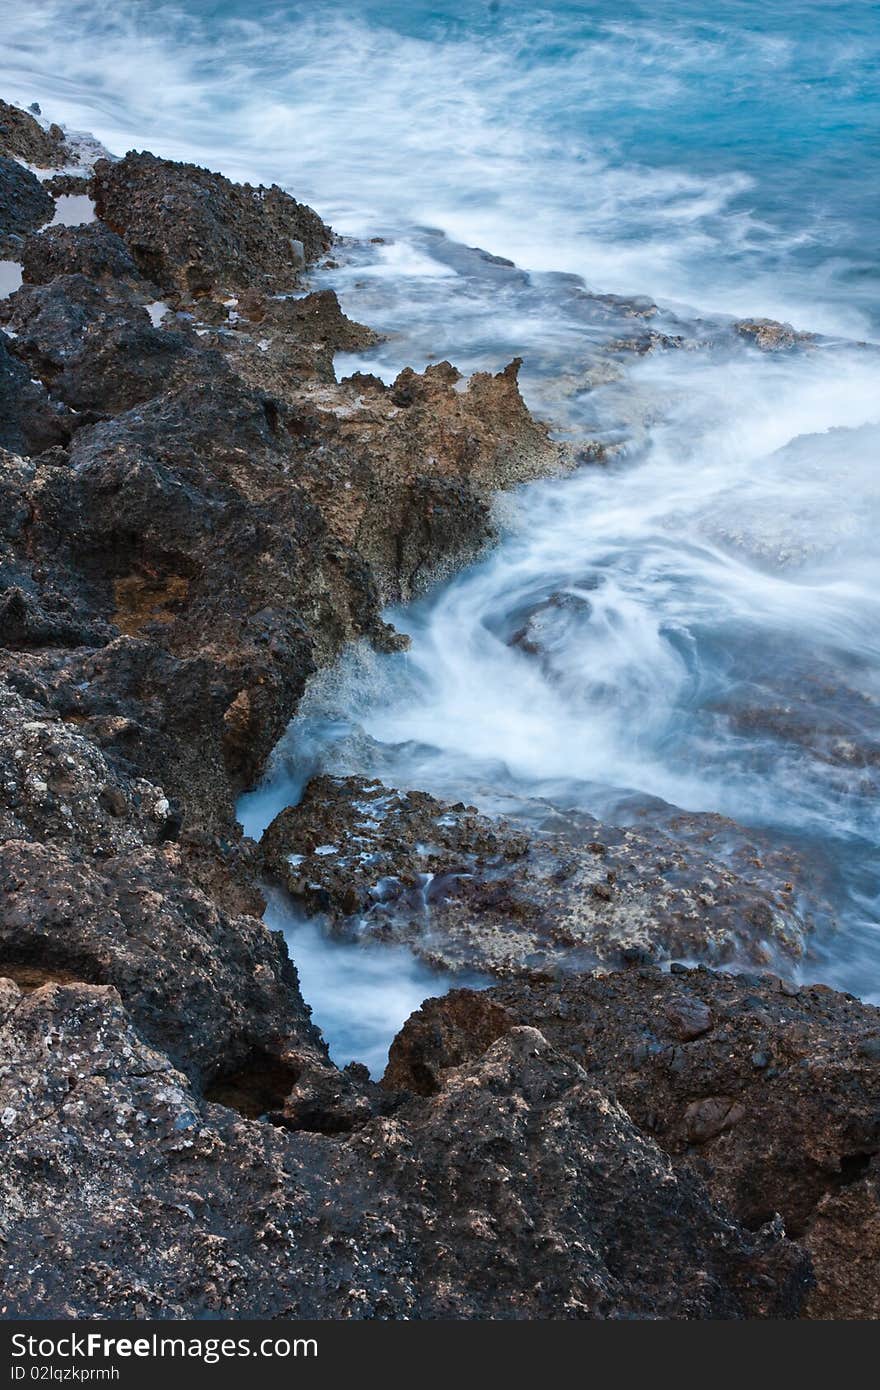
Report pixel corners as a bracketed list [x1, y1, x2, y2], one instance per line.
[5, 1, 878, 1069]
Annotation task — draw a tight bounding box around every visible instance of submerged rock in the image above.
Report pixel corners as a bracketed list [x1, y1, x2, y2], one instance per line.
[261, 775, 813, 974]
[732, 317, 814, 351]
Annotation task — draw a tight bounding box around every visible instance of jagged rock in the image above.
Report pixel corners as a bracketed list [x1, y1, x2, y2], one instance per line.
[0, 841, 328, 1090]
[732, 318, 814, 351]
[383, 989, 514, 1096]
[0, 683, 173, 849]
[92, 151, 331, 296]
[0, 984, 810, 1318]
[20, 221, 144, 287]
[261, 775, 812, 975]
[0, 339, 70, 454]
[286, 358, 566, 601]
[385, 967, 880, 1317]
[0, 155, 54, 255]
[219, 287, 382, 387]
[1, 274, 223, 416]
[42, 172, 93, 197]
[0, 100, 70, 167]
[0, 346, 560, 832]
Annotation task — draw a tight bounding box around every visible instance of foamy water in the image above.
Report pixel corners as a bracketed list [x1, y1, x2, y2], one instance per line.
[5, 1, 879, 1070]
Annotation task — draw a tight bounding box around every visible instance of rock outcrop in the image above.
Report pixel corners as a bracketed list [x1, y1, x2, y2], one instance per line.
[384, 967, 880, 1318]
[0, 155, 54, 256]
[260, 774, 812, 973]
[0, 99, 71, 168]
[92, 151, 332, 296]
[0, 982, 809, 1319]
[0, 104, 875, 1321]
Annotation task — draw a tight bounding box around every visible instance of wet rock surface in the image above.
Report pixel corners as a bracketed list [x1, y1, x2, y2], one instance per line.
[0, 113, 874, 1318]
[732, 317, 815, 352]
[261, 774, 813, 974]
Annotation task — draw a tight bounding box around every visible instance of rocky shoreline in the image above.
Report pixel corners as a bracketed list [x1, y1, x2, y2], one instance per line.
[1, 99, 878, 1319]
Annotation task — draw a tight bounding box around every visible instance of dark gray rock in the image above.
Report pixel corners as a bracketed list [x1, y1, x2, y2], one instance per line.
[0, 982, 810, 1319]
[0, 155, 54, 255]
[92, 150, 332, 296]
[21, 220, 143, 287]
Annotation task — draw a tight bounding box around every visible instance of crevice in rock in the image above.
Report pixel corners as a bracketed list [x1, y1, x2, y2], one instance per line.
[203, 1048, 300, 1120]
[0, 945, 105, 993]
[0, 962, 90, 993]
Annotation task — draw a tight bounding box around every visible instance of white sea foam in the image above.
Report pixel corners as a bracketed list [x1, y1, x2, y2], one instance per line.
[263, 890, 480, 1077]
[4, 0, 878, 1055]
[0, 261, 23, 298]
[144, 300, 168, 327]
[1, 2, 874, 336]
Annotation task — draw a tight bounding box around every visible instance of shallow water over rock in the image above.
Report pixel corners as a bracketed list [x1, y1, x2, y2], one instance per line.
[16, 0, 875, 1074]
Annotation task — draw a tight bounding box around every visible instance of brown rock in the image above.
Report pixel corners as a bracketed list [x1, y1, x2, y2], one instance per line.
[92, 151, 331, 296]
[0, 985, 809, 1319]
[386, 968, 880, 1316]
[261, 775, 813, 975]
[0, 101, 71, 167]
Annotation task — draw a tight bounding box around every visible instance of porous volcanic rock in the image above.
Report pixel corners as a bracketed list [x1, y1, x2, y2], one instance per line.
[0, 341, 70, 454]
[260, 775, 812, 975]
[384, 966, 880, 1317]
[217, 286, 382, 387]
[0, 99, 70, 167]
[0, 335, 561, 829]
[0, 273, 224, 417]
[0, 682, 172, 849]
[20, 220, 145, 287]
[0, 983, 810, 1318]
[92, 151, 331, 297]
[0, 840, 332, 1091]
[275, 358, 566, 601]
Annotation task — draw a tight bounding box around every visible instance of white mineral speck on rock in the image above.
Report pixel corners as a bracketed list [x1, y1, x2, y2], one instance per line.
[145, 301, 169, 327]
[1, 1108, 17, 1128]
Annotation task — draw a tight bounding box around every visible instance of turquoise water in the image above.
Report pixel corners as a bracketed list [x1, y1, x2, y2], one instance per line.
[2, 2, 878, 332]
[4, 2, 879, 1068]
